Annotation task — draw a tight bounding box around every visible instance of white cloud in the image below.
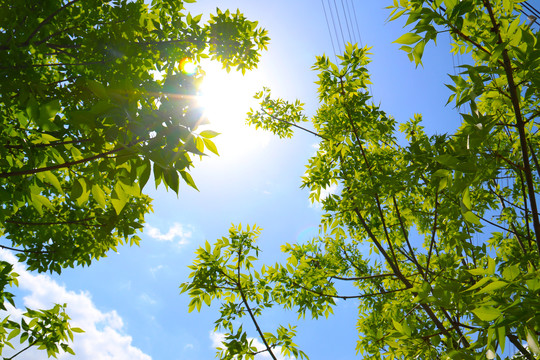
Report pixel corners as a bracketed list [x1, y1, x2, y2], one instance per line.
[209, 331, 294, 360]
[149, 265, 164, 277]
[0, 250, 151, 360]
[309, 183, 338, 209]
[145, 223, 192, 245]
[139, 293, 157, 305]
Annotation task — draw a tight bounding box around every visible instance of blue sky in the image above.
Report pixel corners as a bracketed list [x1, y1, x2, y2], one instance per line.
[4, 0, 534, 359]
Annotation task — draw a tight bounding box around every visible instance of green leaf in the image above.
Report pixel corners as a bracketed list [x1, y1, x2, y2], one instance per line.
[468, 267, 489, 276]
[497, 326, 506, 353]
[38, 99, 61, 128]
[180, 170, 199, 191]
[87, 80, 107, 99]
[30, 193, 53, 215]
[199, 130, 220, 138]
[39, 171, 64, 194]
[472, 307, 501, 321]
[111, 182, 128, 215]
[91, 184, 106, 208]
[466, 276, 491, 291]
[393, 33, 422, 45]
[163, 168, 180, 194]
[526, 326, 540, 355]
[111, 198, 126, 215]
[463, 211, 481, 225]
[502, 265, 520, 281]
[7, 328, 20, 341]
[476, 280, 507, 294]
[461, 188, 471, 211]
[139, 161, 151, 190]
[203, 138, 219, 156]
[433, 169, 450, 177]
[413, 40, 425, 66]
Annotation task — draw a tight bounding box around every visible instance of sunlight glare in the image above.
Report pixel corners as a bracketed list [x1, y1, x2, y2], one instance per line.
[197, 60, 271, 158]
[179, 58, 197, 75]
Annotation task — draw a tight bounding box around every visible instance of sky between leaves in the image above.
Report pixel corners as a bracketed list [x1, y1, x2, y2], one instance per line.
[4, 0, 537, 359]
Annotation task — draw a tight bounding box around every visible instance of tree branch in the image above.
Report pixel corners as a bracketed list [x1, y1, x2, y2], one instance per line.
[5, 218, 94, 226]
[393, 195, 425, 278]
[507, 334, 534, 360]
[21, 0, 82, 46]
[236, 246, 278, 360]
[4, 139, 91, 150]
[0, 244, 50, 254]
[5, 339, 38, 360]
[291, 279, 409, 300]
[482, 0, 540, 253]
[260, 108, 328, 140]
[330, 273, 396, 281]
[0, 60, 105, 70]
[426, 190, 439, 273]
[0, 138, 144, 179]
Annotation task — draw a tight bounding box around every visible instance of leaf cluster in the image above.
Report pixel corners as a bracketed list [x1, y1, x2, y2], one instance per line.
[183, 1, 540, 359]
[0, 0, 269, 357]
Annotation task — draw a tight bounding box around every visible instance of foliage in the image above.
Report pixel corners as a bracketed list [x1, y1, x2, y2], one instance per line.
[183, 0, 540, 359]
[181, 225, 309, 360]
[0, 0, 268, 357]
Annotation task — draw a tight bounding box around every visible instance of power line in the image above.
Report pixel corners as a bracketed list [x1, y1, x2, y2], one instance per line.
[523, 1, 540, 18]
[332, 0, 347, 51]
[350, 0, 364, 48]
[320, 0, 339, 64]
[340, 0, 354, 45]
[327, 0, 344, 55]
[521, 1, 540, 27]
[344, 0, 357, 45]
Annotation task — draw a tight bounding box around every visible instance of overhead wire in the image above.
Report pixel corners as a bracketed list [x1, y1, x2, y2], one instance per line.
[340, 0, 354, 45]
[332, 0, 347, 52]
[350, 0, 364, 47]
[521, 1, 540, 27]
[327, 0, 344, 55]
[320, 0, 339, 64]
[345, 0, 358, 45]
[523, 1, 540, 18]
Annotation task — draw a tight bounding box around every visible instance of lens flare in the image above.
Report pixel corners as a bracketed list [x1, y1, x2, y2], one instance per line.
[179, 58, 197, 75]
[265, 106, 275, 115]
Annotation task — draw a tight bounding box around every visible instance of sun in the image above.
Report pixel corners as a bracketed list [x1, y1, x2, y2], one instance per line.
[196, 60, 271, 158]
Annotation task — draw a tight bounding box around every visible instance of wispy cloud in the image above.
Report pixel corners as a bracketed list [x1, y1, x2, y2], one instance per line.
[149, 265, 164, 277]
[210, 331, 294, 360]
[0, 250, 151, 360]
[145, 222, 192, 245]
[139, 293, 157, 305]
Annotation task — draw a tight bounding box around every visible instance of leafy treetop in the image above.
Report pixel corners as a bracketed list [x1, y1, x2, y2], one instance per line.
[182, 1, 540, 359]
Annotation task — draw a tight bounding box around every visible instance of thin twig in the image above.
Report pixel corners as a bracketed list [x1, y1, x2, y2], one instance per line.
[21, 0, 82, 46]
[236, 245, 278, 360]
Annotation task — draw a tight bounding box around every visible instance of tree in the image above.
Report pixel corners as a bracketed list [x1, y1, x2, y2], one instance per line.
[0, 0, 268, 357]
[181, 1, 540, 359]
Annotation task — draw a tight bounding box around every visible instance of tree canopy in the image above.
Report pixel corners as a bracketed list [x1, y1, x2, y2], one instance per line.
[0, 0, 268, 357]
[182, 1, 540, 359]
